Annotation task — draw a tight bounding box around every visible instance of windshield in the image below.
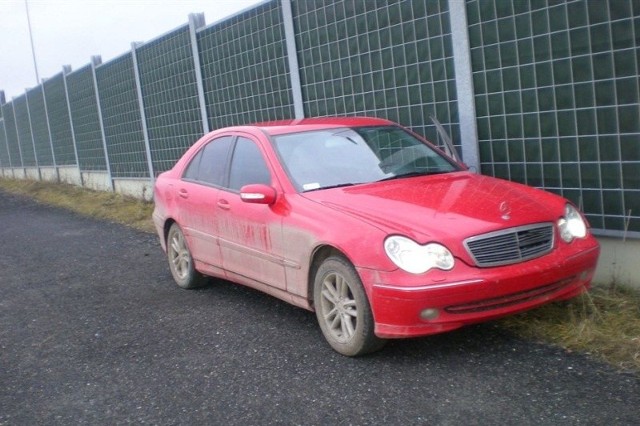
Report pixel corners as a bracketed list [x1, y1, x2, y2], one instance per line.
[272, 125, 460, 192]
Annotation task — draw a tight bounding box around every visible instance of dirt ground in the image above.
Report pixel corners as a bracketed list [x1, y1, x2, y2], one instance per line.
[1, 190, 638, 425]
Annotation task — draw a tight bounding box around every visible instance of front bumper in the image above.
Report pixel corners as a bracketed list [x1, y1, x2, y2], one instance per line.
[360, 241, 600, 339]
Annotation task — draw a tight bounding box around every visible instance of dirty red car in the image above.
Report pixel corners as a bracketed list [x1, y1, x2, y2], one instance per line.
[152, 117, 600, 356]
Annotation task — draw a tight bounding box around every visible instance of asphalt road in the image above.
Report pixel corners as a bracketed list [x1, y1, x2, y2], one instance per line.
[1, 190, 638, 425]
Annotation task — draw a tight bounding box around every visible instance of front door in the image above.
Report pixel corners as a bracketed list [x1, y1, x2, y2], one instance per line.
[215, 136, 287, 290]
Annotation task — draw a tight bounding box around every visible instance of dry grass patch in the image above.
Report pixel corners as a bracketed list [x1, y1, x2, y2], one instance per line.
[0, 178, 154, 232]
[500, 285, 640, 372]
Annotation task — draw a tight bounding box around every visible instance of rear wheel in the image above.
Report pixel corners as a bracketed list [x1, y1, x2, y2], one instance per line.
[313, 256, 386, 356]
[166, 223, 207, 289]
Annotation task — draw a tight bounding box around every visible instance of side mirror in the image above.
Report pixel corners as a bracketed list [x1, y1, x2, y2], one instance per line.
[240, 184, 277, 205]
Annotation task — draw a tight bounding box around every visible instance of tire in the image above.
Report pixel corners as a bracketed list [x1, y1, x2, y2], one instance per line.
[166, 223, 207, 289]
[313, 256, 386, 356]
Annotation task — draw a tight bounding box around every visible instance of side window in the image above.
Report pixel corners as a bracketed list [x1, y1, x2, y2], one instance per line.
[228, 137, 272, 191]
[183, 150, 203, 181]
[199, 136, 233, 186]
[183, 136, 233, 186]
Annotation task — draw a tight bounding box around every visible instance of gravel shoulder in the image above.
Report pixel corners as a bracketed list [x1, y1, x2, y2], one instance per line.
[1, 190, 638, 425]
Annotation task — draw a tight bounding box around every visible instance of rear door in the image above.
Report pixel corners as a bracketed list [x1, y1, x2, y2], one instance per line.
[176, 136, 233, 272]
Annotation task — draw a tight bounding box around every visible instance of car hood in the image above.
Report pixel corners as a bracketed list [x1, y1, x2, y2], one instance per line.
[301, 172, 564, 243]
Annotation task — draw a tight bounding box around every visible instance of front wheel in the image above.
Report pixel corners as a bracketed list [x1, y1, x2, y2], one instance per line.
[313, 256, 386, 356]
[166, 223, 207, 289]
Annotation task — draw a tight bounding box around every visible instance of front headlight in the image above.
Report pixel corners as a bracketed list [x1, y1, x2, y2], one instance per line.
[558, 204, 587, 242]
[384, 236, 455, 274]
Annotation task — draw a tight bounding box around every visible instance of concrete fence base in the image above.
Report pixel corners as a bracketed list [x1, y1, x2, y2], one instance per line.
[25, 168, 41, 180]
[11, 168, 26, 179]
[40, 167, 59, 182]
[114, 178, 154, 201]
[58, 167, 83, 186]
[593, 237, 640, 290]
[82, 171, 112, 192]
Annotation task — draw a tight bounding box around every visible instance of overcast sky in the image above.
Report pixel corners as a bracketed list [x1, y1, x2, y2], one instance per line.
[0, 0, 263, 100]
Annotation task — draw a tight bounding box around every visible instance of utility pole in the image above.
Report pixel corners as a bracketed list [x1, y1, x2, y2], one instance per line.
[25, 0, 40, 84]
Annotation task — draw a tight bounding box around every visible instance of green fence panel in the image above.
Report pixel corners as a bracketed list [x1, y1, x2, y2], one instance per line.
[96, 53, 148, 179]
[26, 87, 54, 166]
[1, 103, 20, 167]
[292, 0, 460, 152]
[13, 95, 37, 167]
[0, 119, 10, 168]
[467, 0, 640, 233]
[137, 25, 203, 175]
[0, 100, 2, 167]
[198, 0, 295, 131]
[43, 74, 77, 166]
[67, 65, 107, 172]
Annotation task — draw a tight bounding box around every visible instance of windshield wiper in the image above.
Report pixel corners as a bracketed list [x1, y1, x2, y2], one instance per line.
[304, 182, 358, 192]
[376, 171, 448, 182]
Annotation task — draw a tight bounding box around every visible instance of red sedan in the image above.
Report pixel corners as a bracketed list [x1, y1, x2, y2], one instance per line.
[152, 117, 600, 356]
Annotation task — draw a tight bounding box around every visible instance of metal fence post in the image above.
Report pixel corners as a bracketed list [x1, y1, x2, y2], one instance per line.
[448, 0, 480, 170]
[131, 42, 156, 185]
[280, 0, 304, 119]
[62, 65, 83, 186]
[188, 13, 210, 135]
[90, 56, 115, 192]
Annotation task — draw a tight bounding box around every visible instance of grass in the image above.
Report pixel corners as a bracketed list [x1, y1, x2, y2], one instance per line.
[499, 285, 640, 372]
[0, 178, 155, 233]
[1, 177, 639, 372]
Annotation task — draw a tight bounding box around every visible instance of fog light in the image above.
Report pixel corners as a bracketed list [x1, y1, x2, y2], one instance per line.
[419, 308, 440, 321]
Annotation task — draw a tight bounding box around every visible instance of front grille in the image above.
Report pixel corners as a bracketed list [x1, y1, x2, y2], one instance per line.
[464, 223, 554, 267]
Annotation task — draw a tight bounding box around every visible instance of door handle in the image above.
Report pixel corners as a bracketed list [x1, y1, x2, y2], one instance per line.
[178, 189, 188, 199]
[217, 199, 230, 210]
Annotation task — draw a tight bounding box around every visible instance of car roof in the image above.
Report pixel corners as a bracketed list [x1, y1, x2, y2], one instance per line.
[248, 116, 395, 136]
